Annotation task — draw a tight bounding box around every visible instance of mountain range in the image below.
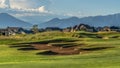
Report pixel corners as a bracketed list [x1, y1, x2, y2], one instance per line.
[0, 13, 32, 28]
[39, 13, 120, 28]
[0, 13, 120, 29]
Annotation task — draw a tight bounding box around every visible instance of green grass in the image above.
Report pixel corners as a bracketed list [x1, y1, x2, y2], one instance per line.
[0, 31, 120, 68]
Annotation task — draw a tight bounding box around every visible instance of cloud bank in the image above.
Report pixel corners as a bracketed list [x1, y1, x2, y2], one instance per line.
[0, 0, 52, 13]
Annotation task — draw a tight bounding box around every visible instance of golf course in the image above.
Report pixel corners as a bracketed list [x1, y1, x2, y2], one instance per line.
[0, 31, 120, 68]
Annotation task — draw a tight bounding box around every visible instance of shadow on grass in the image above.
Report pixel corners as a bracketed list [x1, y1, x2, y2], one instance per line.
[18, 47, 38, 51]
[10, 44, 32, 48]
[36, 51, 58, 55]
[10, 43, 37, 51]
[80, 46, 114, 51]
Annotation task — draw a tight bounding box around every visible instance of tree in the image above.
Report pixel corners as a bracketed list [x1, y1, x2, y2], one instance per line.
[31, 25, 39, 34]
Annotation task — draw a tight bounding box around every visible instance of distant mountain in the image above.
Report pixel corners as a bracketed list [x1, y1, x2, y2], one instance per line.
[0, 13, 32, 28]
[79, 13, 120, 26]
[39, 17, 80, 28]
[39, 13, 120, 28]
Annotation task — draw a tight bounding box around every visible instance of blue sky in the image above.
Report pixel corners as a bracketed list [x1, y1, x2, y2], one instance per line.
[50, 0, 120, 17]
[0, 0, 120, 24]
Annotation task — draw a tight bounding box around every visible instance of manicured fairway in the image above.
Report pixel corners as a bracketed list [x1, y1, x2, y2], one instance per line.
[0, 31, 120, 68]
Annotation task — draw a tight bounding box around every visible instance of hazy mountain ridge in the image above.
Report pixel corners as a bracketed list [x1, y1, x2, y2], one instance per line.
[39, 17, 81, 28]
[0, 13, 120, 28]
[39, 13, 120, 28]
[0, 13, 32, 28]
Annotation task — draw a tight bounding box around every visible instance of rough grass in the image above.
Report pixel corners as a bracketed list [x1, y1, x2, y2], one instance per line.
[0, 31, 120, 68]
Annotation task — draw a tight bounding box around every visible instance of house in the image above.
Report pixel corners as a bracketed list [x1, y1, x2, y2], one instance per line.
[96, 26, 111, 32]
[63, 24, 94, 32]
[7, 27, 25, 35]
[0, 29, 9, 36]
[0, 27, 26, 36]
[102, 26, 111, 32]
[71, 24, 94, 32]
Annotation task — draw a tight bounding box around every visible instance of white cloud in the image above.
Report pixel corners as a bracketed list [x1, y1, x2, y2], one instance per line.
[12, 6, 47, 13]
[0, 0, 10, 8]
[0, 0, 51, 13]
[38, 6, 46, 12]
[10, 0, 52, 13]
